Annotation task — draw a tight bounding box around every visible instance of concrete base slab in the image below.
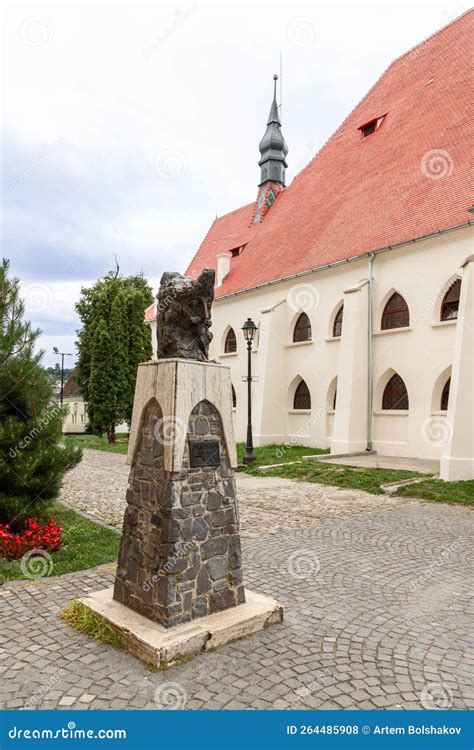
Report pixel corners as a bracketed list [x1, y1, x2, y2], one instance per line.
[79, 587, 283, 667]
[314, 454, 439, 474]
[380, 476, 436, 495]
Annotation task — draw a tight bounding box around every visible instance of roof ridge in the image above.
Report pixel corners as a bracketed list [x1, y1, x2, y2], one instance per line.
[287, 8, 473, 190]
[215, 201, 255, 221]
[185, 202, 256, 277]
[390, 7, 473, 67]
[184, 216, 219, 275]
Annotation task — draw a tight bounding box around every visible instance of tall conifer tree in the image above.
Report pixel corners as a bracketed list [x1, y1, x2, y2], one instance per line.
[76, 271, 153, 441]
[0, 259, 82, 526]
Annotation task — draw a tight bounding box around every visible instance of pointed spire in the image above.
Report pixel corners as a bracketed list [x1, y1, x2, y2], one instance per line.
[258, 74, 288, 187]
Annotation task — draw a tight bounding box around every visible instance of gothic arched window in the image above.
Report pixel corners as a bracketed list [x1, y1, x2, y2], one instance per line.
[333, 305, 344, 337]
[382, 374, 409, 410]
[293, 313, 312, 342]
[441, 378, 451, 411]
[381, 293, 410, 330]
[231, 384, 237, 408]
[224, 328, 237, 353]
[441, 280, 461, 321]
[293, 380, 311, 410]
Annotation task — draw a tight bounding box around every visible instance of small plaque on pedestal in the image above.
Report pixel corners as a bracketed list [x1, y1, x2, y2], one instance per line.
[189, 439, 220, 468]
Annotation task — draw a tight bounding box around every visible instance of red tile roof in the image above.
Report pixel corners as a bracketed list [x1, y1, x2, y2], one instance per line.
[186, 11, 473, 298]
[62, 369, 82, 398]
[144, 301, 157, 322]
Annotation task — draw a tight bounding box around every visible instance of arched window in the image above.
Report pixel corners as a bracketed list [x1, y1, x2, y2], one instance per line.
[381, 293, 410, 330]
[333, 305, 344, 337]
[293, 380, 311, 410]
[382, 374, 409, 410]
[441, 378, 450, 411]
[293, 313, 312, 342]
[231, 384, 237, 408]
[224, 328, 237, 353]
[441, 280, 461, 321]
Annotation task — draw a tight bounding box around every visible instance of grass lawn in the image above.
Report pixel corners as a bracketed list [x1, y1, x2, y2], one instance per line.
[64, 432, 129, 455]
[244, 458, 423, 494]
[0, 505, 120, 585]
[236, 443, 474, 506]
[236, 442, 327, 468]
[397, 477, 474, 507]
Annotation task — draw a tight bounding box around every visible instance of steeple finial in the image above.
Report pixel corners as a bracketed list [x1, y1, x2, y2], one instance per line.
[258, 75, 288, 187]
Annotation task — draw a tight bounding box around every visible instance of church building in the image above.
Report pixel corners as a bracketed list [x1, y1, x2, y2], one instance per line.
[146, 11, 473, 482]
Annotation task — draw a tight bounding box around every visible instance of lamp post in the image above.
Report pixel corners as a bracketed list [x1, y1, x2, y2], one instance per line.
[53, 347, 72, 408]
[241, 318, 257, 464]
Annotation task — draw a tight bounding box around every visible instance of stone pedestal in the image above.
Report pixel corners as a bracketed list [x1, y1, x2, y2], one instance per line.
[81, 359, 282, 663]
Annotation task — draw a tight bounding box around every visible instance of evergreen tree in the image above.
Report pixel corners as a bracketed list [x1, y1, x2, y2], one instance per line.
[87, 319, 117, 440]
[76, 271, 153, 441]
[126, 288, 152, 418]
[0, 259, 82, 527]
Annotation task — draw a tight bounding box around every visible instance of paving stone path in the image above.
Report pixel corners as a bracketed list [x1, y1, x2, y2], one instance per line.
[59, 450, 417, 538]
[0, 450, 472, 710]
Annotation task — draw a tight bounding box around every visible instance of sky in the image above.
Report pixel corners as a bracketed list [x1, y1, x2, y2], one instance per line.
[1, 0, 466, 367]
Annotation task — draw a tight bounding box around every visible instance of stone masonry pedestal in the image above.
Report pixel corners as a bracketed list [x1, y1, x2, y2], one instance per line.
[80, 359, 282, 665]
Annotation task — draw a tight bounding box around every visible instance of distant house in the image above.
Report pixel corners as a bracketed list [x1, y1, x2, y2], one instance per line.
[61, 370, 88, 434]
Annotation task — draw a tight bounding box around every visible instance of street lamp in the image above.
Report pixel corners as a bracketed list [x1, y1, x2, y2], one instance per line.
[241, 318, 257, 464]
[53, 347, 72, 407]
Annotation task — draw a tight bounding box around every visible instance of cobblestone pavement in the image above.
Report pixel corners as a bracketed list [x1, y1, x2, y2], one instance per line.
[1, 450, 473, 710]
[60, 450, 418, 538]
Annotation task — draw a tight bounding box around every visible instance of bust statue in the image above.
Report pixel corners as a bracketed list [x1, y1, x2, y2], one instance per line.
[156, 268, 214, 361]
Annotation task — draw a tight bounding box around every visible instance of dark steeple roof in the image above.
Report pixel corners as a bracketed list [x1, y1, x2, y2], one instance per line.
[258, 75, 288, 187]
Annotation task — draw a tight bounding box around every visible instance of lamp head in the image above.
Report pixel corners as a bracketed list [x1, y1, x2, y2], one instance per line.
[241, 318, 257, 343]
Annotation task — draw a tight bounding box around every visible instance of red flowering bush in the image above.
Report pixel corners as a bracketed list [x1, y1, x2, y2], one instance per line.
[0, 518, 63, 561]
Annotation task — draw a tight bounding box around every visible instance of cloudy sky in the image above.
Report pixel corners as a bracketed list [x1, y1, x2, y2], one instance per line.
[2, 0, 464, 366]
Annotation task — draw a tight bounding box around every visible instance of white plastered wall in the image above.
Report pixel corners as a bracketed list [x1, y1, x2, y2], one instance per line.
[204, 225, 472, 471]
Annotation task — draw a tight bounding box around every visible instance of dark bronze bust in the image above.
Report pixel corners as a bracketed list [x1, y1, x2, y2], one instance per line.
[156, 268, 214, 362]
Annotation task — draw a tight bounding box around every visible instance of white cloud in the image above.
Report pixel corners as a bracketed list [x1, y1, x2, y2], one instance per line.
[2, 0, 452, 367]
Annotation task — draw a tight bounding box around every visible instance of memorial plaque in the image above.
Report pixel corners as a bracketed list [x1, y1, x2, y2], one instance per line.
[189, 440, 220, 468]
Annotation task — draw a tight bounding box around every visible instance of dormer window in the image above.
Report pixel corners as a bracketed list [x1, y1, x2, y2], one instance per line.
[361, 120, 376, 137]
[359, 115, 386, 137]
